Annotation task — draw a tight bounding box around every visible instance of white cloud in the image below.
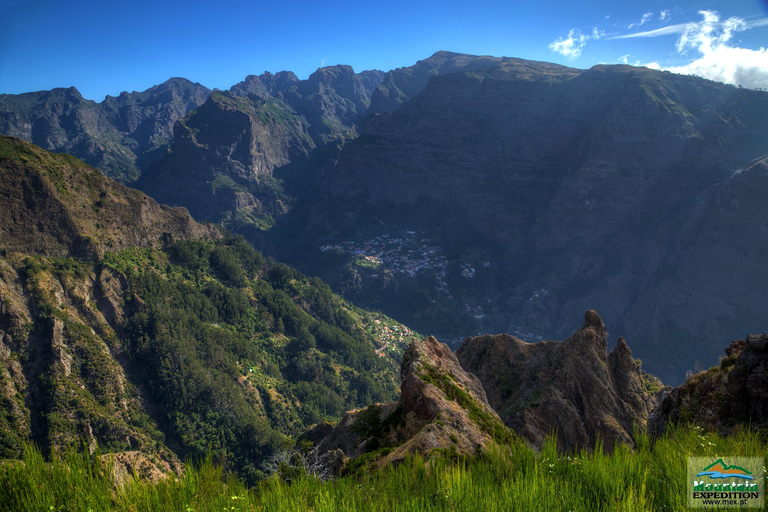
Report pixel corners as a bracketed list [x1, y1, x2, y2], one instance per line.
[614, 54, 662, 69]
[629, 12, 653, 29]
[668, 45, 768, 89]
[660, 10, 671, 21]
[609, 23, 688, 39]
[549, 29, 588, 58]
[666, 11, 768, 88]
[549, 27, 603, 59]
[612, 11, 768, 89]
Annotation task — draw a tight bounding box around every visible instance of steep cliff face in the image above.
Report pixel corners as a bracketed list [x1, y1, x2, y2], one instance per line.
[0, 255, 178, 461]
[310, 62, 768, 384]
[0, 135, 219, 462]
[457, 311, 663, 452]
[136, 66, 386, 236]
[0, 79, 210, 182]
[0, 135, 220, 259]
[303, 335, 520, 474]
[5, 53, 768, 385]
[331, 66, 768, 248]
[134, 90, 315, 225]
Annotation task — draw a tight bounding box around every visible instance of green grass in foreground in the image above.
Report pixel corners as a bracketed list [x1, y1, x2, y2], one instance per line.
[0, 425, 766, 511]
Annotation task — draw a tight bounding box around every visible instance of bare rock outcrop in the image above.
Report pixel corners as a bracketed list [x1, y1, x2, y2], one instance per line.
[649, 332, 768, 437]
[457, 310, 663, 452]
[101, 451, 182, 488]
[303, 336, 519, 474]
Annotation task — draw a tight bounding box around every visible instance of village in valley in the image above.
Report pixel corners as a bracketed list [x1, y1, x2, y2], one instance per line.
[320, 229, 547, 347]
[320, 230, 450, 283]
[361, 312, 419, 360]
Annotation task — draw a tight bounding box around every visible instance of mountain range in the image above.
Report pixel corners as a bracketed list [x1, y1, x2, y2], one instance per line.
[3, 51, 768, 384]
[2, 132, 768, 486]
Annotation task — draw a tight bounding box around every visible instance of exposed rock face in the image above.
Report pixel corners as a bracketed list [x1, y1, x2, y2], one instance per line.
[0, 135, 220, 259]
[457, 311, 663, 452]
[134, 90, 316, 223]
[0, 79, 210, 182]
[303, 336, 518, 473]
[136, 66, 385, 233]
[312, 61, 768, 385]
[0, 138, 408, 481]
[101, 451, 183, 488]
[649, 331, 768, 437]
[0, 138, 219, 463]
[5, 53, 768, 385]
[730, 335, 768, 422]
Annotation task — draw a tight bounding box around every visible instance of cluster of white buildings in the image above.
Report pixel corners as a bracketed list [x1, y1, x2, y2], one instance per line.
[320, 231, 448, 278]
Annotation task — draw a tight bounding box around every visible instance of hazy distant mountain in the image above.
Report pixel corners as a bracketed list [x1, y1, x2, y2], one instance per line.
[0, 78, 210, 182]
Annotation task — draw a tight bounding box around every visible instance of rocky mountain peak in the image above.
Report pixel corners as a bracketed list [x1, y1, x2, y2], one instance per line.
[0, 79, 210, 183]
[399, 335, 493, 421]
[302, 335, 518, 474]
[457, 311, 663, 452]
[229, 71, 300, 100]
[577, 309, 608, 348]
[308, 64, 356, 84]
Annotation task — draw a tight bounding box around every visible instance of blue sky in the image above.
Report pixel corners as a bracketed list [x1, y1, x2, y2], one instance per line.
[1, 0, 767, 101]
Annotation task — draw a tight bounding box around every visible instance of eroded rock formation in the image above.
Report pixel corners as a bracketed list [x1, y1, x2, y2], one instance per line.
[303, 335, 519, 473]
[457, 310, 663, 452]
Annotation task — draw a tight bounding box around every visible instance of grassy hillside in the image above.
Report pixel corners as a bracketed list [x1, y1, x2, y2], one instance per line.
[1, 425, 765, 511]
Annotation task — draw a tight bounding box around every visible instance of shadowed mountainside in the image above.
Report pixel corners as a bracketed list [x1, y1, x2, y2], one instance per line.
[3, 52, 768, 384]
[303, 60, 768, 384]
[134, 65, 385, 237]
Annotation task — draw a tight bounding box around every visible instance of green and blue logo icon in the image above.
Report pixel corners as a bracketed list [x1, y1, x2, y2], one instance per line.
[697, 459, 754, 481]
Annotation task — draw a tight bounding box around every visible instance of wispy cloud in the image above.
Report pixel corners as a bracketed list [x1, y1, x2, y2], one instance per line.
[629, 12, 653, 29]
[608, 23, 689, 39]
[549, 27, 604, 59]
[550, 10, 768, 88]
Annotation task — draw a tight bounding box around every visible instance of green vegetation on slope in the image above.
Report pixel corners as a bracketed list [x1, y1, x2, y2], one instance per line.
[1, 425, 765, 511]
[0, 235, 408, 483]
